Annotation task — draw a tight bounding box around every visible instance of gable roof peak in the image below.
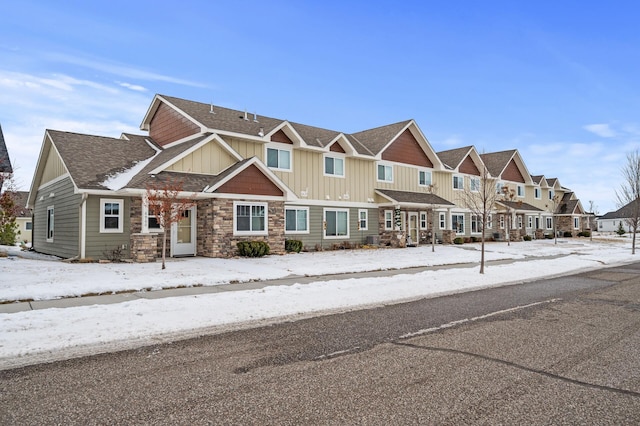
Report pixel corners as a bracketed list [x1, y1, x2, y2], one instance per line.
[0, 123, 13, 174]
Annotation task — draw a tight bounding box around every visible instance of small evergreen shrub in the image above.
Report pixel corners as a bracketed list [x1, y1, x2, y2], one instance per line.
[285, 239, 303, 253]
[237, 241, 270, 257]
[523, 235, 532, 241]
[563, 231, 573, 237]
[545, 233, 554, 239]
[453, 237, 464, 244]
[616, 222, 626, 236]
[578, 231, 591, 237]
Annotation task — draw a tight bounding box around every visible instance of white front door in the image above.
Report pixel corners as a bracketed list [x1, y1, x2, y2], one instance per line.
[171, 206, 196, 257]
[408, 212, 419, 246]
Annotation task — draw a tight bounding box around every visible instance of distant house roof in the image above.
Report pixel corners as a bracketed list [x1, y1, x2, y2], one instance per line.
[0, 124, 13, 174]
[600, 199, 640, 220]
[13, 191, 32, 217]
[497, 200, 543, 212]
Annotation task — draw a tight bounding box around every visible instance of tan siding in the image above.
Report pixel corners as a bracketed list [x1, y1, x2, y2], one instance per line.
[167, 141, 236, 174]
[41, 146, 67, 185]
[227, 136, 262, 160]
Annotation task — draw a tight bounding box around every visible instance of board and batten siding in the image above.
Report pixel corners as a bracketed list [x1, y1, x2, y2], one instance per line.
[166, 140, 237, 175]
[284, 206, 378, 251]
[32, 177, 80, 258]
[41, 145, 67, 185]
[84, 195, 131, 259]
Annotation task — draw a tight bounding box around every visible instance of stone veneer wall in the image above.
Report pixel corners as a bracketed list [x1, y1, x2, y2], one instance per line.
[130, 233, 157, 262]
[197, 198, 285, 258]
[378, 208, 403, 248]
[557, 216, 577, 236]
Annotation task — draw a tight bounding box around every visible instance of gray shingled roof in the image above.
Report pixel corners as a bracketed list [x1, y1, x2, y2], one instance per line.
[375, 189, 454, 206]
[530, 175, 545, 185]
[497, 200, 543, 212]
[350, 120, 413, 156]
[600, 200, 640, 219]
[437, 146, 473, 170]
[480, 150, 516, 178]
[13, 191, 32, 217]
[557, 192, 580, 215]
[0, 124, 13, 174]
[48, 130, 157, 190]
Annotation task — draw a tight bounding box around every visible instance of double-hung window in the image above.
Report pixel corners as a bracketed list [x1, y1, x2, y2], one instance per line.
[266, 144, 292, 171]
[358, 209, 368, 231]
[377, 163, 393, 182]
[285, 207, 309, 233]
[100, 199, 123, 233]
[549, 190, 554, 200]
[453, 175, 464, 190]
[324, 209, 349, 238]
[384, 210, 393, 230]
[574, 217, 580, 229]
[546, 217, 553, 229]
[534, 187, 541, 199]
[46, 206, 54, 242]
[471, 215, 481, 233]
[234, 202, 267, 235]
[517, 185, 525, 197]
[418, 170, 432, 187]
[419, 212, 428, 230]
[324, 155, 345, 177]
[439, 212, 446, 229]
[470, 177, 480, 192]
[496, 182, 504, 194]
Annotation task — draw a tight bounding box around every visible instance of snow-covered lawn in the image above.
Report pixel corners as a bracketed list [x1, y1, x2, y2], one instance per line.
[0, 237, 636, 369]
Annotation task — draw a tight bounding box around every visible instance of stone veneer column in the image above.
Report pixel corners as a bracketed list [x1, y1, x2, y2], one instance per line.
[130, 233, 157, 262]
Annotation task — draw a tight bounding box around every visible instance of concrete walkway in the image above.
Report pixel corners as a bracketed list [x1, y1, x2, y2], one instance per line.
[0, 255, 565, 314]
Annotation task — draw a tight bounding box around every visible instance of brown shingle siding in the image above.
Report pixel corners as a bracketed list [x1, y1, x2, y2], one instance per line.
[381, 129, 433, 167]
[149, 103, 200, 146]
[216, 164, 283, 196]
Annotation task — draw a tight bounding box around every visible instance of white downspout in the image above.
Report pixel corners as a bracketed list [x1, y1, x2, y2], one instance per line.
[79, 193, 87, 259]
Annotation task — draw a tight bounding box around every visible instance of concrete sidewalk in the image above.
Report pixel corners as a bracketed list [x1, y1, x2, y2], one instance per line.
[0, 255, 561, 314]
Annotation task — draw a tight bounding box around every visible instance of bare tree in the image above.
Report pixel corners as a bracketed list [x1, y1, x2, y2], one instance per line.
[546, 193, 562, 245]
[146, 177, 196, 269]
[426, 184, 439, 253]
[588, 200, 599, 243]
[457, 167, 499, 274]
[616, 150, 640, 254]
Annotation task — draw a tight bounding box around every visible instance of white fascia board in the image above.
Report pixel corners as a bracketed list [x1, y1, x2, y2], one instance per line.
[264, 121, 308, 148]
[141, 95, 206, 133]
[287, 199, 375, 208]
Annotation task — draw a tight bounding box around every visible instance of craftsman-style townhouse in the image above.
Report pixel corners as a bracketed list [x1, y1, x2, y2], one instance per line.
[26, 94, 587, 261]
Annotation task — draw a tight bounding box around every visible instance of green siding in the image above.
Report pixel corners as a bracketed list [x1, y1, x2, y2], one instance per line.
[32, 177, 80, 258]
[85, 196, 131, 259]
[284, 206, 378, 251]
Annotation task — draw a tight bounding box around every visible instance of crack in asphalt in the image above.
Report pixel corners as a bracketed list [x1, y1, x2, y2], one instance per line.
[393, 341, 640, 398]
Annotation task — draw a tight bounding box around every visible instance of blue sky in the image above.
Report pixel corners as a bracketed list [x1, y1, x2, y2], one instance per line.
[1, 1, 639, 213]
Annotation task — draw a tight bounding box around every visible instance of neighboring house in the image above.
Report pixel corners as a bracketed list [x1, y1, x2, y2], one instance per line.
[598, 200, 640, 233]
[27, 94, 588, 261]
[13, 191, 33, 243]
[0, 123, 12, 184]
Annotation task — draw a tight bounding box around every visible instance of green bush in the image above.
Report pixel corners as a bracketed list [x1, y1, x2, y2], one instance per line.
[563, 231, 573, 237]
[616, 222, 626, 236]
[237, 241, 270, 257]
[523, 235, 532, 241]
[578, 231, 591, 237]
[285, 239, 303, 253]
[453, 237, 464, 245]
[545, 233, 554, 239]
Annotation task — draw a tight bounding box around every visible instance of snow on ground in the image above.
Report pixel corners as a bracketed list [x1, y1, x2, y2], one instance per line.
[0, 237, 636, 368]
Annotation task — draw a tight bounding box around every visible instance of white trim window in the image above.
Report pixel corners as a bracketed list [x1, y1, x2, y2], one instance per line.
[452, 214, 464, 234]
[517, 185, 525, 197]
[384, 210, 393, 230]
[534, 187, 541, 199]
[528, 216, 533, 229]
[439, 212, 446, 229]
[266, 143, 292, 171]
[574, 217, 580, 229]
[517, 216, 523, 229]
[499, 215, 505, 229]
[453, 175, 464, 190]
[419, 211, 428, 230]
[487, 213, 493, 229]
[377, 163, 393, 182]
[324, 154, 345, 177]
[418, 170, 432, 187]
[285, 207, 309, 234]
[234, 202, 268, 236]
[546, 217, 553, 229]
[100, 199, 124, 233]
[470, 177, 480, 192]
[358, 209, 368, 231]
[496, 182, 504, 194]
[549, 190, 555, 200]
[142, 199, 163, 233]
[324, 208, 349, 238]
[471, 215, 481, 234]
[46, 206, 54, 242]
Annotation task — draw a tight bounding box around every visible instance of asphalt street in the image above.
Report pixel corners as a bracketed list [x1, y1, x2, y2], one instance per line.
[2, 262, 640, 424]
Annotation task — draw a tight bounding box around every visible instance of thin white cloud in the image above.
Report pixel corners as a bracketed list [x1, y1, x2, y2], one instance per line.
[584, 123, 616, 138]
[117, 82, 147, 92]
[46, 52, 208, 88]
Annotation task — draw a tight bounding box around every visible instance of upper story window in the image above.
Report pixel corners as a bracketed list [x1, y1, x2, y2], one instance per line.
[549, 190, 555, 200]
[324, 155, 345, 177]
[100, 199, 124, 233]
[418, 170, 432, 187]
[517, 185, 525, 197]
[453, 175, 464, 190]
[496, 182, 504, 194]
[534, 187, 541, 199]
[377, 163, 393, 182]
[470, 177, 480, 192]
[266, 144, 292, 171]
